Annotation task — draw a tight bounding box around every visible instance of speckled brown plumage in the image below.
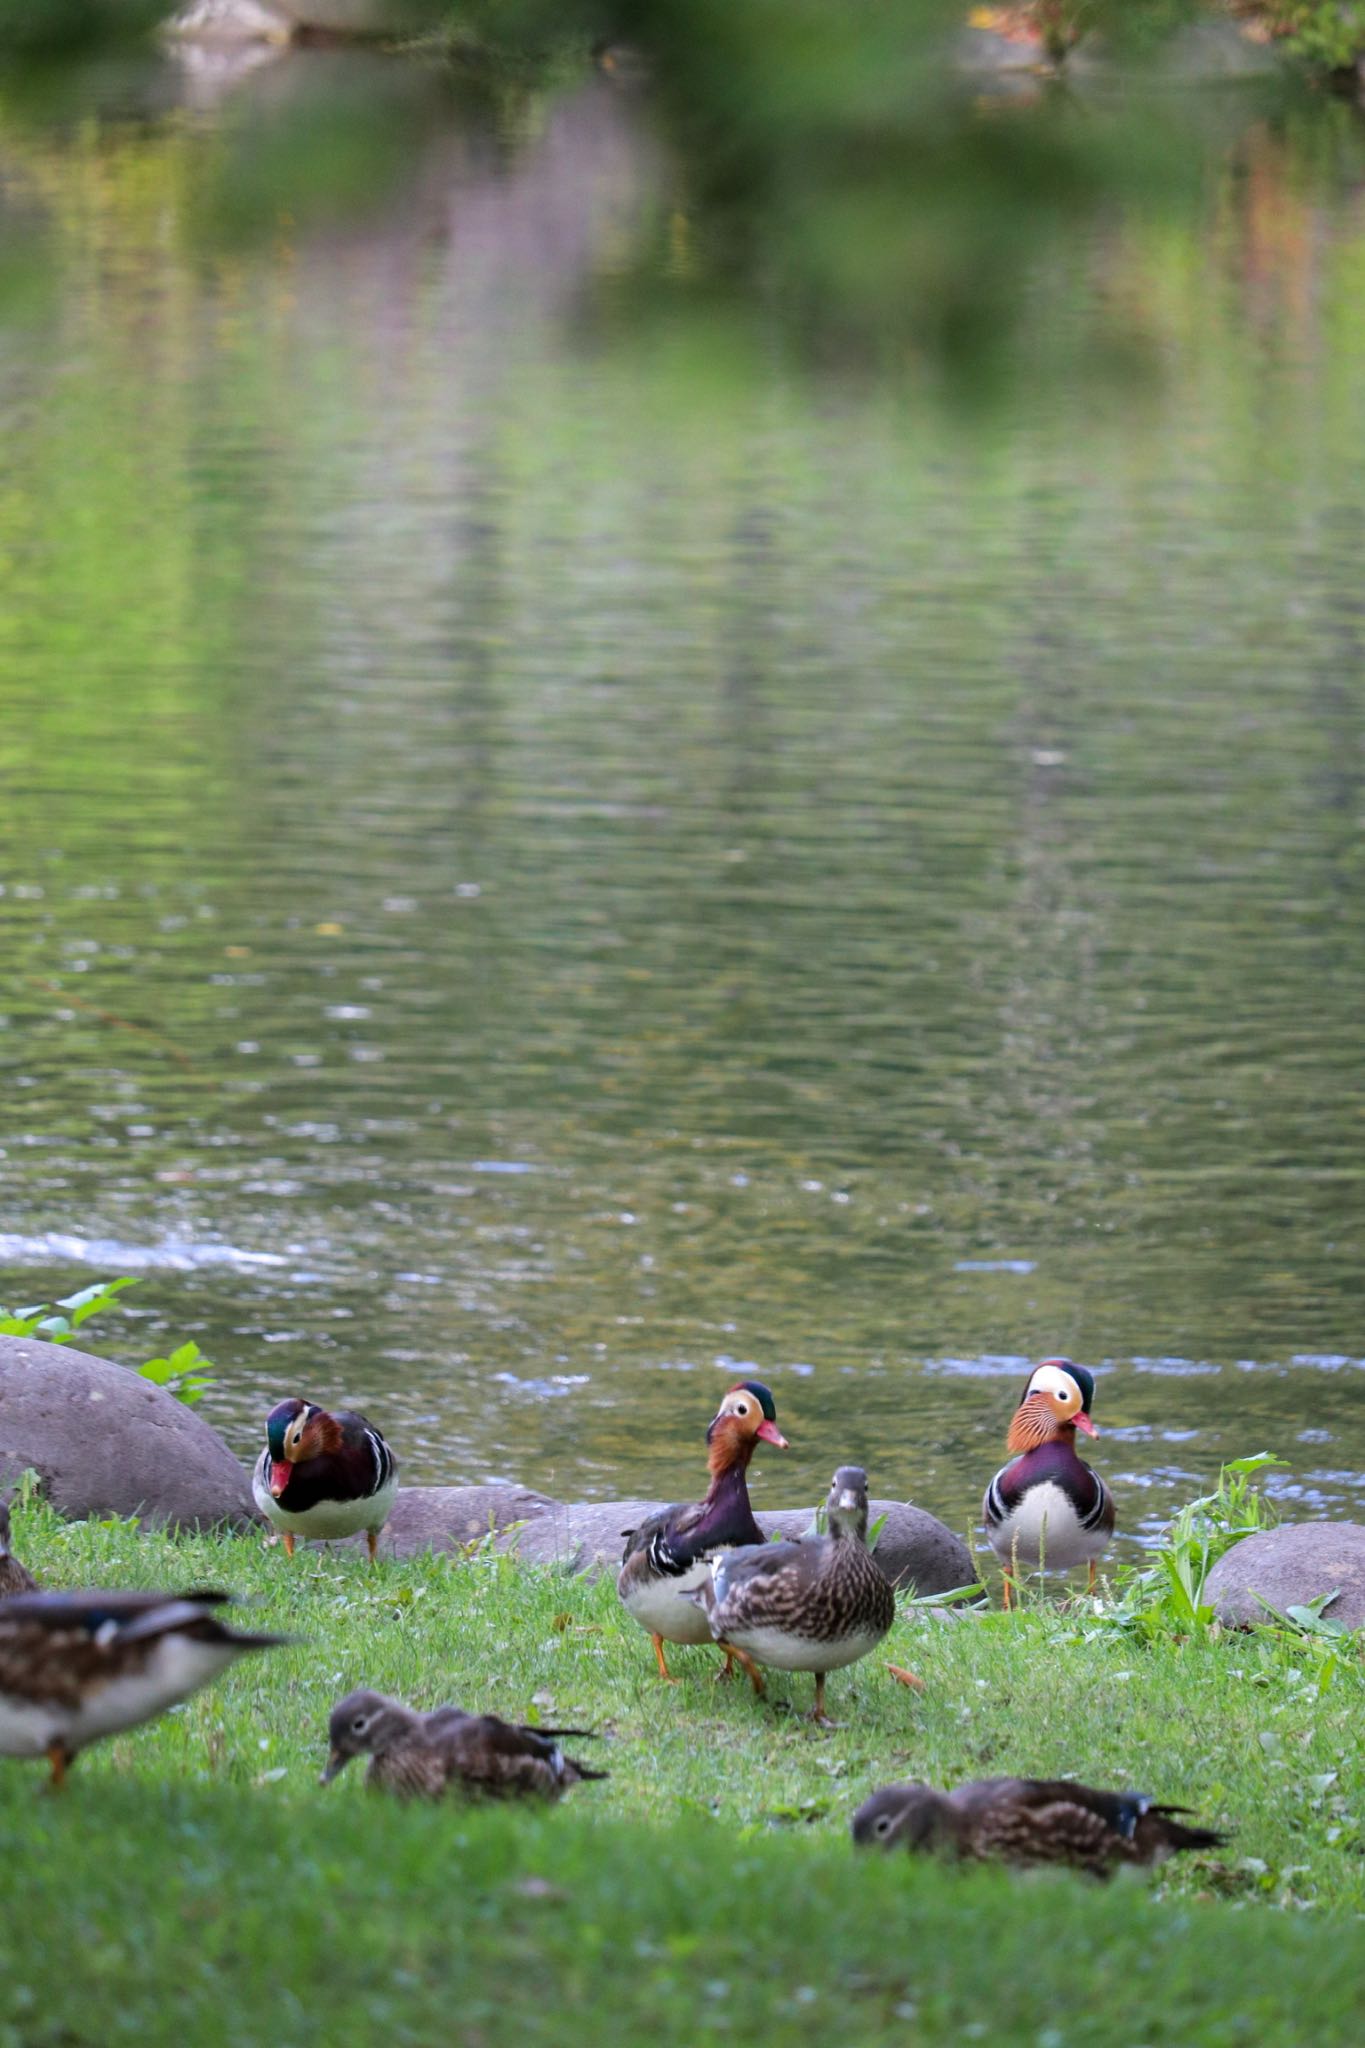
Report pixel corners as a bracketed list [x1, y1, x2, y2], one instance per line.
[852, 1776, 1226, 1877]
[0, 1505, 37, 1598]
[0, 1591, 289, 1783]
[322, 1689, 608, 1804]
[690, 1466, 894, 1721]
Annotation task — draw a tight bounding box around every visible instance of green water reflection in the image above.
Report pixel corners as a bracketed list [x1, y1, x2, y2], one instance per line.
[1, 51, 1363, 1550]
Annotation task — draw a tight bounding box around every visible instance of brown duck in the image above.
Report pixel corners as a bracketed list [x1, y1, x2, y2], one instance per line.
[321, 1688, 609, 1802]
[0, 1503, 37, 1598]
[0, 1591, 288, 1786]
[851, 1777, 1226, 1878]
[687, 1465, 895, 1724]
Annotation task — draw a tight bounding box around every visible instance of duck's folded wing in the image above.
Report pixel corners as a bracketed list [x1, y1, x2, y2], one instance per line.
[974, 1799, 1125, 1876]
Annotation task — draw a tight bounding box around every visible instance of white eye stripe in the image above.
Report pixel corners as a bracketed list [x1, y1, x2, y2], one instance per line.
[1028, 1364, 1082, 1405]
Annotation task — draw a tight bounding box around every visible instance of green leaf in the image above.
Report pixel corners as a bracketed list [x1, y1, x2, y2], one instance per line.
[906, 1582, 985, 1608]
[58, 1277, 138, 1323]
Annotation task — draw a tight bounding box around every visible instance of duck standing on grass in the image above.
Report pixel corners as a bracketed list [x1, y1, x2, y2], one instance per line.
[0, 1591, 288, 1786]
[851, 1776, 1226, 1878]
[688, 1465, 896, 1725]
[983, 1359, 1114, 1607]
[0, 1503, 37, 1596]
[618, 1381, 788, 1682]
[253, 1397, 398, 1561]
[321, 1689, 609, 1802]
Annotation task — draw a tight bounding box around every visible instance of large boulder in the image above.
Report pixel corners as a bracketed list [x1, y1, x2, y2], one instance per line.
[763, 1502, 975, 1596]
[497, 1496, 976, 1596]
[1205, 1523, 1365, 1631]
[0, 1336, 256, 1530]
[329, 1483, 560, 1560]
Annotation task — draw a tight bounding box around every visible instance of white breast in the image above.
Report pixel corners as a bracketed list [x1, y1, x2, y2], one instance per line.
[253, 1461, 397, 1540]
[619, 1560, 716, 1643]
[989, 1480, 1108, 1570]
[723, 1623, 888, 1674]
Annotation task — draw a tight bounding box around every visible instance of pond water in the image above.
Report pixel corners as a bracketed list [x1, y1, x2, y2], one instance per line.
[1, 44, 1363, 1553]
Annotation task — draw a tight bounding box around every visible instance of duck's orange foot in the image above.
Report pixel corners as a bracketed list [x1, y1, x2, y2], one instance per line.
[886, 1664, 926, 1692]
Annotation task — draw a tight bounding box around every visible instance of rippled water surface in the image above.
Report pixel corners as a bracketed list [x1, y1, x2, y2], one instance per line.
[2, 50, 1363, 1550]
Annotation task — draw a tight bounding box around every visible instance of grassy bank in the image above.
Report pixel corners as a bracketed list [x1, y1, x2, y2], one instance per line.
[2, 1502, 1364, 2047]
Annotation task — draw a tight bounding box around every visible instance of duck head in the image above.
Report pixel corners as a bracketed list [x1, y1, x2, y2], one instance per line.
[705, 1380, 788, 1477]
[1006, 1359, 1097, 1454]
[851, 1783, 962, 1854]
[264, 1398, 342, 1497]
[825, 1464, 871, 1541]
[321, 1688, 421, 1782]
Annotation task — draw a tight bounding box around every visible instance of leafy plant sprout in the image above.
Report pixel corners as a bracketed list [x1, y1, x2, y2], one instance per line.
[0, 1278, 215, 1405]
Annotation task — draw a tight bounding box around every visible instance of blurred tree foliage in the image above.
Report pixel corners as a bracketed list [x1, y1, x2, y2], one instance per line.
[0, 0, 1303, 392]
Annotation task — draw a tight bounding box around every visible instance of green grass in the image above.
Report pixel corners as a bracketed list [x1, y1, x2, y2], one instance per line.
[2, 1503, 1364, 2048]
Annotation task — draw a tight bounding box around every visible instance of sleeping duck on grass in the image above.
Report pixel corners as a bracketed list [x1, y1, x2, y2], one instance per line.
[321, 1689, 608, 1803]
[852, 1775, 1225, 1878]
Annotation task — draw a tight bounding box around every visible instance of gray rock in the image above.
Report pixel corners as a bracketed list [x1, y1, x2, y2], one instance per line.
[1205, 1522, 1365, 1631]
[329, 1483, 560, 1560]
[495, 1500, 662, 1577]
[1069, 20, 1281, 83]
[497, 1496, 976, 1595]
[165, 0, 423, 40]
[1161, 21, 1282, 80]
[0, 1336, 256, 1530]
[763, 1501, 976, 1596]
[165, 0, 293, 42]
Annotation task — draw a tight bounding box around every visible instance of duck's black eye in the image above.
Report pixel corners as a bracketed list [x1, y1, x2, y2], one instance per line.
[352, 1715, 368, 1734]
[735, 1402, 749, 1416]
[876, 1815, 893, 1835]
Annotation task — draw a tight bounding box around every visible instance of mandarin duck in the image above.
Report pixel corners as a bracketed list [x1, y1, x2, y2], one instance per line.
[983, 1358, 1114, 1607]
[852, 1776, 1226, 1878]
[618, 1380, 788, 1682]
[321, 1688, 608, 1802]
[0, 1503, 37, 1597]
[0, 1590, 287, 1786]
[253, 1397, 398, 1561]
[688, 1465, 895, 1724]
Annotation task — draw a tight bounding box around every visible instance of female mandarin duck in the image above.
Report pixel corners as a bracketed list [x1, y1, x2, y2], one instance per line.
[0, 1503, 37, 1597]
[253, 1397, 398, 1561]
[983, 1358, 1114, 1607]
[852, 1776, 1225, 1878]
[321, 1689, 608, 1802]
[618, 1380, 788, 1682]
[0, 1590, 286, 1786]
[689, 1465, 895, 1725]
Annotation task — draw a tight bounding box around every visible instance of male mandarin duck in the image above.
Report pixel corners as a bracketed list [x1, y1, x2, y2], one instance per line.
[851, 1776, 1226, 1878]
[983, 1358, 1114, 1606]
[0, 1590, 287, 1786]
[253, 1397, 398, 1561]
[688, 1465, 896, 1725]
[321, 1688, 608, 1802]
[0, 1503, 37, 1597]
[617, 1380, 788, 1682]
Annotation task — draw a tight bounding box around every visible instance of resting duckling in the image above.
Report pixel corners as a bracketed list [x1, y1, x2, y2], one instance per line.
[688, 1465, 894, 1724]
[852, 1777, 1225, 1878]
[0, 1591, 287, 1786]
[321, 1688, 608, 1802]
[253, 1396, 398, 1562]
[618, 1380, 788, 1682]
[983, 1358, 1114, 1607]
[0, 1503, 37, 1597]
